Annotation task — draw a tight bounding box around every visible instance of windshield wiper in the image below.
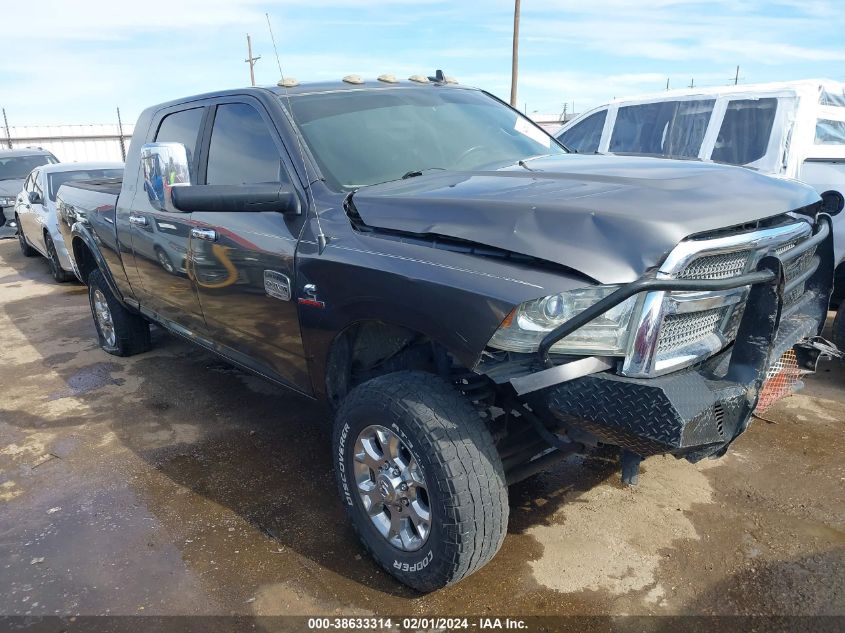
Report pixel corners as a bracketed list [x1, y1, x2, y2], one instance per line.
[401, 167, 445, 179]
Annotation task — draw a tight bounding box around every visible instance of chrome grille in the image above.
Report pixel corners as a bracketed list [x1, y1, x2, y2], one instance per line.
[783, 245, 817, 306]
[623, 219, 817, 378]
[656, 307, 727, 359]
[678, 251, 751, 280]
[775, 240, 798, 256]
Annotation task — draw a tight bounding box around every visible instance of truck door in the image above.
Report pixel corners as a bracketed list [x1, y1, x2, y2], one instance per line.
[127, 106, 208, 333]
[190, 99, 310, 393]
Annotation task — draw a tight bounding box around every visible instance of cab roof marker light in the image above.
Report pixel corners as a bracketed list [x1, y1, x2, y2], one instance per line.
[408, 75, 430, 84]
[378, 74, 399, 84]
[343, 74, 365, 85]
[277, 77, 299, 88]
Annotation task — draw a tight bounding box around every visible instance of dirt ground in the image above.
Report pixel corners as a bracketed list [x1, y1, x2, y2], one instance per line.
[0, 238, 843, 621]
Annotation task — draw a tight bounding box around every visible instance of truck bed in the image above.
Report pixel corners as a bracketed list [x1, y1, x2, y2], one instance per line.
[61, 177, 123, 197]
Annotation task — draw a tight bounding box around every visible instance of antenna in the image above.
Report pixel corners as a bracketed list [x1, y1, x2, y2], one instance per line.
[265, 12, 328, 252]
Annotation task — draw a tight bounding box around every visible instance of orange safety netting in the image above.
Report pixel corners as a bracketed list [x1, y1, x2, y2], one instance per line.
[755, 349, 801, 413]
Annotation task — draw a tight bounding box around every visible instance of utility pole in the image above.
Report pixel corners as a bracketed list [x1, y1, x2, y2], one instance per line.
[734, 65, 740, 85]
[116, 107, 126, 161]
[510, 0, 520, 107]
[689, 78, 695, 89]
[245, 34, 261, 86]
[2, 108, 11, 149]
[666, 77, 670, 90]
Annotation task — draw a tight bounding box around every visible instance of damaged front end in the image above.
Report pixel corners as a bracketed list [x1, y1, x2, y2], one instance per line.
[483, 214, 834, 475]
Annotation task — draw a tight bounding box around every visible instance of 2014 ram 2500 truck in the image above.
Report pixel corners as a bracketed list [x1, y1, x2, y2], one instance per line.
[54, 77, 833, 592]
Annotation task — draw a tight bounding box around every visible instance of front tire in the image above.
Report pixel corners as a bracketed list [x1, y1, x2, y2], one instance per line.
[333, 371, 508, 592]
[87, 269, 151, 357]
[17, 218, 35, 257]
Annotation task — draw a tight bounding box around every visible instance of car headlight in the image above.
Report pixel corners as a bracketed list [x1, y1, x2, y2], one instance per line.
[487, 285, 637, 356]
[0, 197, 14, 207]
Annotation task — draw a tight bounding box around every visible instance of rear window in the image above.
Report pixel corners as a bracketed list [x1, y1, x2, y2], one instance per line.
[710, 98, 777, 166]
[48, 169, 123, 201]
[815, 119, 845, 145]
[609, 99, 714, 159]
[557, 110, 606, 153]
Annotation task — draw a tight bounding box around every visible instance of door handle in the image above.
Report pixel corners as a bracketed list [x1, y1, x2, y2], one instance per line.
[128, 214, 148, 227]
[191, 227, 217, 242]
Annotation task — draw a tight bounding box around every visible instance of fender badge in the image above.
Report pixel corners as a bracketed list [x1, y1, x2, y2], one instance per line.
[263, 270, 291, 301]
[298, 283, 325, 308]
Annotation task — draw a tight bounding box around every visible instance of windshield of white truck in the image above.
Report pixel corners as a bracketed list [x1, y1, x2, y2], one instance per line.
[0, 154, 57, 181]
[285, 88, 565, 190]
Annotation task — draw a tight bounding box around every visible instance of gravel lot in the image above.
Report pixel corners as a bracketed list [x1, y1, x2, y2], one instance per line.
[0, 238, 843, 621]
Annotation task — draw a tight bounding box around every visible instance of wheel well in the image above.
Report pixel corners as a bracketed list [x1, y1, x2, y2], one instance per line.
[832, 261, 845, 308]
[325, 321, 451, 408]
[72, 237, 97, 284]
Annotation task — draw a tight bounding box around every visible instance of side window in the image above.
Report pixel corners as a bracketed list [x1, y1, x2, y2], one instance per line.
[206, 103, 287, 186]
[814, 119, 845, 145]
[558, 110, 606, 153]
[610, 100, 714, 158]
[711, 98, 777, 166]
[32, 172, 44, 199]
[154, 107, 204, 179]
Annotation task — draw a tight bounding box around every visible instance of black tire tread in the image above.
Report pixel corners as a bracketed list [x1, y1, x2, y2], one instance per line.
[88, 269, 151, 357]
[46, 234, 73, 283]
[335, 371, 508, 591]
[17, 217, 36, 257]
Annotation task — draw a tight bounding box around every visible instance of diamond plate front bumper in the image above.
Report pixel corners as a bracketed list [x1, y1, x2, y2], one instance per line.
[537, 216, 834, 462]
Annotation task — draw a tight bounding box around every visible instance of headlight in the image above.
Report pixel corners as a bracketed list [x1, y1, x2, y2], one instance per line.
[488, 285, 637, 356]
[0, 197, 14, 207]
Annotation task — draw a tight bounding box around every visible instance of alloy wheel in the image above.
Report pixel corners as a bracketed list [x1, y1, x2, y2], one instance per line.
[353, 424, 431, 551]
[93, 289, 116, 347]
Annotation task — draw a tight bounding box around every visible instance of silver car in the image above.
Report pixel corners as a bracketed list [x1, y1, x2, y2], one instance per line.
[15, 162, 123, 282]
[0, 148, 59, 237]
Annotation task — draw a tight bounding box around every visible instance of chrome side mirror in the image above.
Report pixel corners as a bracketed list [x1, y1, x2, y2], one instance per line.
[140, 142, 191, 213]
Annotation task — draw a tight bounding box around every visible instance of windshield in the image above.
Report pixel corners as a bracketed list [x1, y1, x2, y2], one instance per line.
[48, 169, 123, 201]
[285, 87, 565, 190]
[0, 154, 57, 181]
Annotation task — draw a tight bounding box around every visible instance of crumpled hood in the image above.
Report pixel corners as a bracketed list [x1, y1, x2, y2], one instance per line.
[0, 179, 23, 199]
[350, 154, 820, 283]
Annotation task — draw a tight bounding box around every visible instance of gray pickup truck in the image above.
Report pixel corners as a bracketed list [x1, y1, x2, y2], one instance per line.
[54, 76, 833, 592]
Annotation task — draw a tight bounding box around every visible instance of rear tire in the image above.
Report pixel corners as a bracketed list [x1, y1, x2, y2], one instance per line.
[833, 303, 845, 363]
[45, 234, 73, 283]
[17, 218, 35, 257]
[87, 268, 151, 357]
[333, 371, 508, 592]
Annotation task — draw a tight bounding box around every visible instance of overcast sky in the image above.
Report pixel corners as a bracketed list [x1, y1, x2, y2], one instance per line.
[2, 0, 844, 126]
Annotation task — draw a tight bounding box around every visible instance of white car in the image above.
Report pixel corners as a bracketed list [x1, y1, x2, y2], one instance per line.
[15, 162, 123, 282]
